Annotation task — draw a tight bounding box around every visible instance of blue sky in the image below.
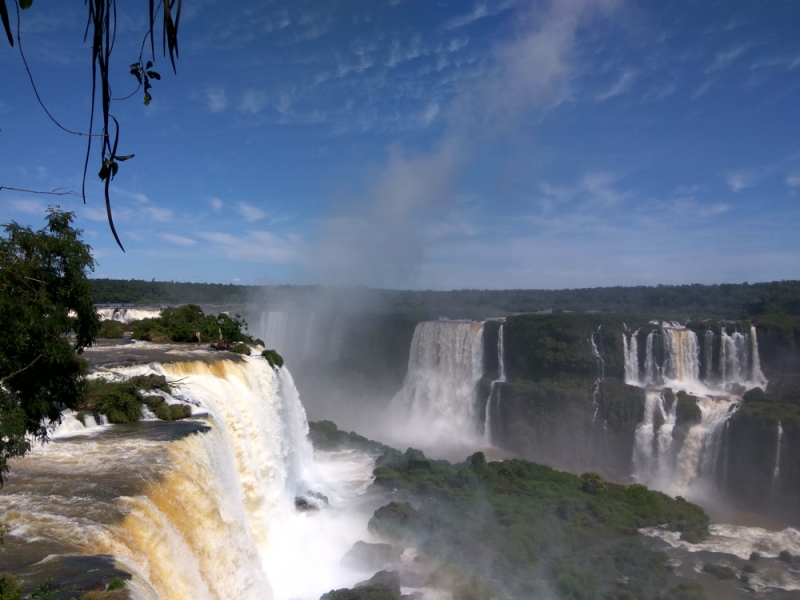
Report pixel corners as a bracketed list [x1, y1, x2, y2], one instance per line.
[1, 0, 799, 289]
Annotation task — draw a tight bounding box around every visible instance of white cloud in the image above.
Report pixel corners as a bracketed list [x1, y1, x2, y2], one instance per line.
[206, 88, 228, 113]
[161, 233, 196, 246]
[7, 198, 45, 214]
[83, 207, 107, 222]
[241, 89, 268, 114]
[726, 170, 759, 192]
[144, 206, 173, 222]
[210, 197, 224, 211]
[198, 230, 299, 263]
[787, 173, 800, 187]
[237, 202, 266, 222]
[595, 69, 638, 102]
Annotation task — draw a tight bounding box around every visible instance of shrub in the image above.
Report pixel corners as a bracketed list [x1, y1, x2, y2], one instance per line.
[662, 581, 708, 600]
[702, 563, 735, 580]
[85, 380, 142, 424]
[0, 573, 23, 600]
[779, 550, 793, 563]
[231, 343, 250, 355]
[97, 320, 127, 338]
[155, 403, 191, 421]
[262, 349, 284, 367]
[106, 578, 126, 591]
[749, 551, 761, 561]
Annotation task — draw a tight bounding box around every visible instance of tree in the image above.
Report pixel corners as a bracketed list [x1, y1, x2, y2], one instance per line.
[0, 0, 182, 251]
[0, 208, 99, 484]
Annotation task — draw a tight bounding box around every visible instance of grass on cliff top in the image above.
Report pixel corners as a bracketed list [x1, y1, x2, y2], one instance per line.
[367, 447, 709, 600]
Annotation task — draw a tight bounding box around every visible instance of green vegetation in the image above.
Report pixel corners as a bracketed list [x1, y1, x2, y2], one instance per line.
[89, 278, 800, 321]
[261, 349, 284, 367]
[80, 376, 189, 424]
[130, 304, 254, 347]
[0, 573, 128, 600]
[97, 320, 128, 339]
[308, 421, 389, 454]
[661, 582, 707, 600]
[0, 209, 99, 484]
[701, 563, 735, 580]
[365, 448, 709, 599]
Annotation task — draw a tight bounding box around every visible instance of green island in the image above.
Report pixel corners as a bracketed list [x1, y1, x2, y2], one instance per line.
[314, 422, 712, 600]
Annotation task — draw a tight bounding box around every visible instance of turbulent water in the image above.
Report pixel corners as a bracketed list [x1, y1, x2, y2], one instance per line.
[390, 320, 485, 449]
[0, 355, 379, 600]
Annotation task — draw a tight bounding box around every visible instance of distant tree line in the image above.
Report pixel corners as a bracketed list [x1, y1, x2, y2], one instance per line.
[89, 278, 800, 321]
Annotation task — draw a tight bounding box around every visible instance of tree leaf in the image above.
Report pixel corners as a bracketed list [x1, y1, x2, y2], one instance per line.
[0, 0, 14, 47]
[144, 92, 152, 106]
[115, 154, 134, 161]
[98, 164, 110, 180]
[146, 60, 153, 69]
[19, 0, 33, 9]
[146, 71, 160, 80]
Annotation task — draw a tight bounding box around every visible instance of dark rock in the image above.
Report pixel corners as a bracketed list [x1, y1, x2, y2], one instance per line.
[341, 541, 402, 571]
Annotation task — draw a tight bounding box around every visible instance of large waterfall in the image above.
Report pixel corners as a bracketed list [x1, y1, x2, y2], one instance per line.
[624, 322, 766, 494]
[390, 320, 485, 448]
[0, 356, 376, 600]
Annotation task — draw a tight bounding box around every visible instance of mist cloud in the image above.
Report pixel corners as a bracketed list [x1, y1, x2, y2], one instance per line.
[304, 0, 622, 288]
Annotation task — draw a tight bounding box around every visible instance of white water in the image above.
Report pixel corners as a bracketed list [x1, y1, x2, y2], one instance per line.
[390, 320, 485, 448]
[2, 356, 381, 600]
[483, 324, 506, 445]
[623, 323, 766, 394]
[97, 307, 162, 323]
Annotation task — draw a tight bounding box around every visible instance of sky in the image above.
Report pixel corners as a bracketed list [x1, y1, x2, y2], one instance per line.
[1, 0, 799, 290]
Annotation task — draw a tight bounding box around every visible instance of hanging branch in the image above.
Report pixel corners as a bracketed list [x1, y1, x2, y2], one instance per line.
[2, 0, 182, 251]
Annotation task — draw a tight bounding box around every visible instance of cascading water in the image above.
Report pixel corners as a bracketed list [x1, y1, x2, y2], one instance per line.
[391, 320, 485, 447]
[590, 328, 605, 422]
[97, 307, 162, 323]
[483, 323, 506, 445]
[624, 322, 767, 495]
[1, 356, 377, 600]
[623, 329, 639, 385]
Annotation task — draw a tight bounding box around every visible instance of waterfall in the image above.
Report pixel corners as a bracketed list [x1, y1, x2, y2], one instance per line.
[97, 307, 162, 323]
[484, 324, 506, 445]
[392, 320, 485, 443]
[633, 391, 662, 480]
[590, 328, 605, 380]
[624, 323, 767, 392]
[644, 331, 659, 385]
[260, 311, 290, 353]
[104, 358, 320, 599]
[750, 325, 768, 389]
[663, 327, 700, 384]
[773, 421, 783, 485]
[623, 330, 640, 385]
[675, 397, 738, 491]
[704, 329, 715, 382]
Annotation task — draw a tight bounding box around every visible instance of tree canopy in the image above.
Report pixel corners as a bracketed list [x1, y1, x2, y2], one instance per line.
[0, 208, 99, 483]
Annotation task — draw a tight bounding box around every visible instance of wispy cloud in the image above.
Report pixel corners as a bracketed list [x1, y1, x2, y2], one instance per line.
[444, 1, 516, 30]
[691, 77, 717, 100]
[787, 172, 800, 188]
[161, 233, 196, 246]
[206, 88, 228, 113]
[198, 230, 300, 263]
[240, 89, 269, 114]
[595, 69, 638, 102]
[707, 44, 750, 72]
[237, 202, 266, 222]
[210, 198, 224, 211]
[726, 170, 759, 192]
